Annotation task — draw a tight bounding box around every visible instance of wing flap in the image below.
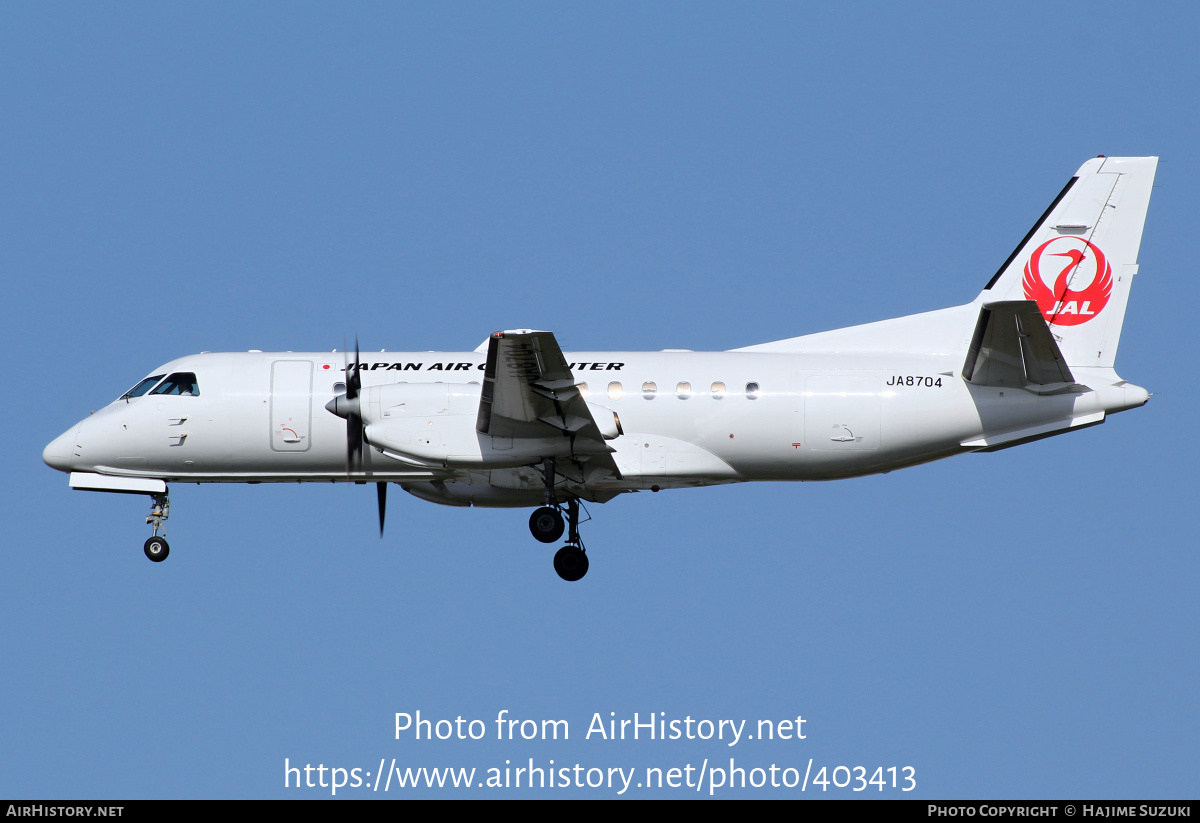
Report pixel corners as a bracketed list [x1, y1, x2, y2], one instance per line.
[476, 331, 621, 478]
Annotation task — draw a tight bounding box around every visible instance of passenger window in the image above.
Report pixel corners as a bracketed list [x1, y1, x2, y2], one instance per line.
[577, 382, 589, 399]
[333, 382, 346, 394]
[121, 374, 164, 400]
[642, 381, 657, 399]
[151, 372, 200, 396]
[608, 382, 624, 401]
[711, 381, 726, 399]
[676, 381, 692, 399]
[746, 382, 760, 399]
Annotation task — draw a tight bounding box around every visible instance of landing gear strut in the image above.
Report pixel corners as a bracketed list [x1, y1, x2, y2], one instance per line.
[144, 491, 170, 562]
[552, 498, 589, 582]
[529, 457, 566, 543]
[529, 459, 589, 581]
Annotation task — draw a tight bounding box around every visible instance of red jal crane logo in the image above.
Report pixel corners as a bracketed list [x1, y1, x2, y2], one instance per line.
[1022, 236, 1112, 326]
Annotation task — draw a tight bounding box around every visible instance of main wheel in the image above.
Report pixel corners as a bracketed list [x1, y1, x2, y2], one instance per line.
[529, 507, 565, 543]
[144, 536, 170, 562]
[553, 545, 589, 581]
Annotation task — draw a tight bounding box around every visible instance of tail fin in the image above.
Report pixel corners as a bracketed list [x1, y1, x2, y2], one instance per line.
[978, 156, 1157, 369]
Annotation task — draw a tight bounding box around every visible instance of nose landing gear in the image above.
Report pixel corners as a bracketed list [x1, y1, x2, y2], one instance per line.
[144, 491, 170, 562]
[144, 535, 169, 562]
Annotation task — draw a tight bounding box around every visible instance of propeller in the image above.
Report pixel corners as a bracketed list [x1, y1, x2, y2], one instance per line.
[326, 338, 388, 536]
[377, 480, 387, 536]
[345, 339, 363, 474]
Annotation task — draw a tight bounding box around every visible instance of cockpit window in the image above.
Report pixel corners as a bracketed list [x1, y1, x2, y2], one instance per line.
[150, 372, 200, 396]
[121, 374, 165, 399]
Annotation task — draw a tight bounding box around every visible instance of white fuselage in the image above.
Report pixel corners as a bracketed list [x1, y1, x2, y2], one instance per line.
[45, 348, 1145, 507]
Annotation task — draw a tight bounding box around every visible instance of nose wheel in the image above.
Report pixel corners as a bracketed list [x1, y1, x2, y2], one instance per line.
[144, 535, 169, 562]
[144, 491, 171, 563]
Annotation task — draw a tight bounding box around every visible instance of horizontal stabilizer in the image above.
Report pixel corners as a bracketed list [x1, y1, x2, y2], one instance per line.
[962, 301, 1085, 392]
[961, 411, 1105, 451]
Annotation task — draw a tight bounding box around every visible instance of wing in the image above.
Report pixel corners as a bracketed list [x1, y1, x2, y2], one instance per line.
[476, 330, 622, 481]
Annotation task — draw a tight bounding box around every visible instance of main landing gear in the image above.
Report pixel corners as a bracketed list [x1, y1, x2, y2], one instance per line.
[528, 459, 589, 582]
[529, 506, 565, 543]
[143, 491, 170, 562]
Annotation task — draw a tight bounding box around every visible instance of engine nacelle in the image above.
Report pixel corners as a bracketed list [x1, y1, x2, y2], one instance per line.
[585, 402, 623, 440]
[359, 382, 573, 468]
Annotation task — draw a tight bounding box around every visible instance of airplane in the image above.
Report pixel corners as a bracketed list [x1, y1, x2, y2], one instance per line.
[43, 156, 1157, 581]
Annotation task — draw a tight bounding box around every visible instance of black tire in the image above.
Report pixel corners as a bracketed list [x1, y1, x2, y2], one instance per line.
[144, 536, 170, 562]
[529, 507, 565, 543]
[553, 545, 589, 581]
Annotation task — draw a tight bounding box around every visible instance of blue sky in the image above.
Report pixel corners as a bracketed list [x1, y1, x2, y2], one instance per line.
[2, 3, 1196, 798]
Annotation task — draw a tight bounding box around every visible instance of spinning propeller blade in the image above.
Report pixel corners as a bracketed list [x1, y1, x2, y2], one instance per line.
[377, 481, 387, 536]
[326, 339, 387, 538]
[346, 339, 363, 475]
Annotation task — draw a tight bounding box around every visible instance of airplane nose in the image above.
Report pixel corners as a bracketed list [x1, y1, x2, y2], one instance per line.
[43, 423, 82, 472]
